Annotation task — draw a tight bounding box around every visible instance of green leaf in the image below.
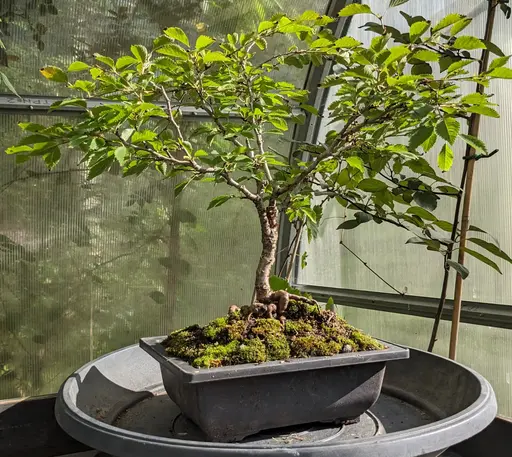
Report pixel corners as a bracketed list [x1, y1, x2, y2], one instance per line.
[156, 44, 188, 59]
[337, 219, 360, 230]
[460, 134, 487, 153]
[410, 126, 434, 150]
[468, 238, 512, 263]
[88, 156, 115, 180]
[413, 50, 439, 62]
[301, 251, 308, 270]
[6, 145, 32, 154]
[132, 130, 157, 143]
[18, 134, 50, 145]
[258, 21, 275, 33]
[131, 45, 148, 62]
[43, 147, 61, 169]
[255, 37, 267, 50]
[488, 67, 512, 79]
[335, 36, 361, 48]
[358, 178, 387, 192]
[40, 66, 68, 83]
[389, 0, 410, 6]
[482, 40, 504, 56]
[203, 51, 230, 63]
[461, 92, 488, 104]
[409, 21, 430, 43]
[94, 54, 115, 68]
[432, 14, 464, 33]
[466, 106, 500, 118]
[436, 117, 460, 145]
[488, 55, 511, 71]
[447, 59, 472, 73]
[453, 36, 485, 50]
[355, 212, 373, 223]
[450, 18, 472, 35]
[269, 117, 288, 131]
[384, 46, 410, 66]
[67, 61, 89, 72]
[346, 156, 365, 173]
[325, 296, 335, 311]
[18, 122, 45, 132]
[269, 275, 290, 291]
[196, 35, 215, 50]
[438, 143, 454, 171]
[464, 248, 502, 274]
[207, 195, 233, 210]
[311, 38, 333, 48]
[0, 71, 19, 96]
[406, 207, 436, 221]
[49, 98, 87, 111]
[422, 132, 437, 152]
[413, 191, 438, 211]
[447, 260, 469, 279]
[116, 56, 139, 69]
[114, 146, 128, 165]
[469, 226, 502, 249]
[338, 4, 372, 17]
[164, 27, 189, 46]
[434, 220, 453, 232]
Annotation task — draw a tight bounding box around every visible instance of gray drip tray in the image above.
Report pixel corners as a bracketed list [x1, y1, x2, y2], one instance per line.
[111, 387, 433, 444]
[55, 343, 496, 457]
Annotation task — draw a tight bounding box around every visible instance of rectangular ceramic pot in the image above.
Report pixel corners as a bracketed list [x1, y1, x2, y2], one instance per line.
[140, 336, 409, 442]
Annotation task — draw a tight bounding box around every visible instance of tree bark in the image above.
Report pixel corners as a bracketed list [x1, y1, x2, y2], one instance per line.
[254, 200, 279, 302]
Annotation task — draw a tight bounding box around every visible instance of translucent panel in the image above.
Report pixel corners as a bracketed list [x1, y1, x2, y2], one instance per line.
[298, 0, 512, 305]
[0, 113, 288, 398]
[334, 305, 512, 418]
[0, 0, 329, 95]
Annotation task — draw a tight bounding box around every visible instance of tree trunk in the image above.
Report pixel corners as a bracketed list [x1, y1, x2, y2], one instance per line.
[254, 200, 279, 302]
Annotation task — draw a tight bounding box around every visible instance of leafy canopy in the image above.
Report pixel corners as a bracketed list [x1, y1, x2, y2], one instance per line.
[7, 5, 512, 275]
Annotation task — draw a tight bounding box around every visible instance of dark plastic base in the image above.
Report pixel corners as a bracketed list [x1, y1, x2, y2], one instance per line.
[139, 337, 409, 442]
[54, 343, 497, 457]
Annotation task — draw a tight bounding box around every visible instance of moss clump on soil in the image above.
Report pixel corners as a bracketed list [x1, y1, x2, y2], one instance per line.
[162, 299, 384, 368]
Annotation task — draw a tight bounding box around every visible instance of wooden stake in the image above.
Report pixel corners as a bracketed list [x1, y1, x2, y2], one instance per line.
[449, 0, 498, 360]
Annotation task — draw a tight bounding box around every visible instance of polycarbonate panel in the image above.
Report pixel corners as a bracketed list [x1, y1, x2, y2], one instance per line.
[0, 113, 286, 399]
[334, 305, 512, 418]
[0, 0, 330, 96]
[298, 0, 512, 305]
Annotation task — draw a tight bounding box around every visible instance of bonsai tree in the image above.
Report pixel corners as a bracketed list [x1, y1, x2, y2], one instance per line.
[6, 4, 512, 365]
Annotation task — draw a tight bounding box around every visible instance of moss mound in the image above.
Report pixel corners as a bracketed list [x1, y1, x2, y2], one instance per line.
[162, 300, 385, 368]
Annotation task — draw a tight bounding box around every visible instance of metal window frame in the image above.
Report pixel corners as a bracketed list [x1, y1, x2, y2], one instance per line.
[296, 284, 512, 331]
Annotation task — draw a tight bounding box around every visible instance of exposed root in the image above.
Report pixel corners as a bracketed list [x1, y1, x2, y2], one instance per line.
[227, 290, 319, 323]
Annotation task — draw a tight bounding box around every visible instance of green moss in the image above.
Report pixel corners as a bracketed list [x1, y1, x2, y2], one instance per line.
[203, 317, 228, 339]
[227, 320, 246, 340]
[236, 338, 267, 364]
[351, 330, 384, 351]
[163, 298, 384, 368]
[285, 321, 313, 335]
[286, 300, 319, 320]
[192, 340, 239, 368]
[266, 333, 291, 360]
[163, 329, 200, 360]
[290, 335, 341, 358]
[251, 318, 282, 336]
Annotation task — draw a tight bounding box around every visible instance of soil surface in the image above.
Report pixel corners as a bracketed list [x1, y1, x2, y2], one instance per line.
[162, 299, 384, 368]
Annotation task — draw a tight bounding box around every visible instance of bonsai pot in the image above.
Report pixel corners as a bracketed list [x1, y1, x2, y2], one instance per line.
[139, 336, 409, 442]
